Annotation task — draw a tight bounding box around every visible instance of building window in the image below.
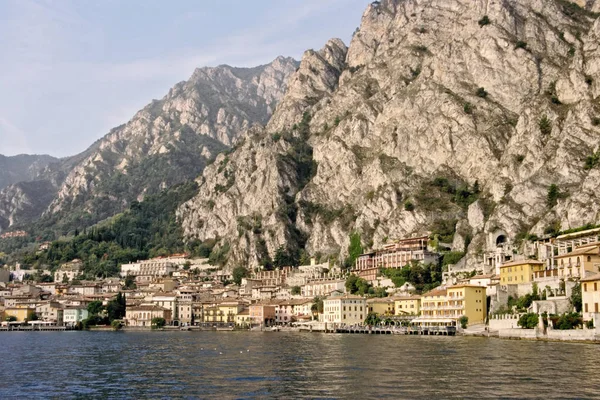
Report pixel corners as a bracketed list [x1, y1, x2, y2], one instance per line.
[596, 303, 599, 313]
[596, 283, 598, 292]
[585, 303, 589, 312]
[584, 283, 588, 292]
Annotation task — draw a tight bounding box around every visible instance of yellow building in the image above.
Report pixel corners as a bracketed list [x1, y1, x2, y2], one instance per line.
[235, 309, 251, 327]
[581, 273, 600, 321]
[4, 307, 35, 322]
[366, 298, 395, 316]
[413, 284, 486, 327]
[218, 301, 244, 323]
[393, 295, 421, 316]
[447, 285, 487, 325]
[499, 260, 545, 284]
[555, 243, 600, 278]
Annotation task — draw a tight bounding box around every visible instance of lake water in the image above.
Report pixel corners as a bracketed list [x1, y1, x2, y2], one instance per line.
[1, 331, 599, 399]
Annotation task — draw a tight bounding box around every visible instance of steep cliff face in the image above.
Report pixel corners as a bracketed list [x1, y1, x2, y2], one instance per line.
[0, 57, 298, 233]
[179, 0, 600, 269]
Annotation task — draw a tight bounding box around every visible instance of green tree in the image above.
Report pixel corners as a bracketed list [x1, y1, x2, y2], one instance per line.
[345, 275, 359, 293]
[111, 320, 123, 331]
[365, 313, 381, 326]
[87, 301, 104, 316]
[344, 232, 363, 270]
[478, 15, 490, 27]
[124, 275, 137, 290]
[571, 283, 582, 312]
[539, 115, 552, 135]
[555, 312, 583, 330]
[6, 316, 17, 322]
[459, 316, 469, 329]
[291, 286, 301, 295]
[273, 246, 296, 268]
[151, 317, 166, 329]
[106, 292, 126, 321]
[232, 266, 249, 285]
[517, 313, 539, 329]
[547, 184, 560, 208]
[311, 296, 324, 317]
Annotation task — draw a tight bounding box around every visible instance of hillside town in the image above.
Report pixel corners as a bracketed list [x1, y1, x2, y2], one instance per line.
[1, 226, 600, 341]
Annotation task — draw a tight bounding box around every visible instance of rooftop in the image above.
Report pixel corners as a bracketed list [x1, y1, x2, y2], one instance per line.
[499, 259, 544, 268]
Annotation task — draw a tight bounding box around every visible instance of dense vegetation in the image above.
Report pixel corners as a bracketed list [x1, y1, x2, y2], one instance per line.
[345, 275, 387, 297]
[380, 261, 443, 294]
[13, 182, 199, 278]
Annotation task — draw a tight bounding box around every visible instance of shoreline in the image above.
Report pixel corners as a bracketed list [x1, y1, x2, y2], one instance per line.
[5, 325, 600, 345]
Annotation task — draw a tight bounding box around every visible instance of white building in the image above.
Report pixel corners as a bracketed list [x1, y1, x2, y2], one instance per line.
[54, 260, 83, 283]
[301, 279, 345, 298]
[322, 295, 367, 326]
[151, 293, 178, 321]
[120, 259, 177, 278]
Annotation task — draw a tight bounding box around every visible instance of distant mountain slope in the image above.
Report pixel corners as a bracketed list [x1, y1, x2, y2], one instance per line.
[178, 0, 600, 270]
[0, 154, 58, 190]
[0, 56, 298, 234]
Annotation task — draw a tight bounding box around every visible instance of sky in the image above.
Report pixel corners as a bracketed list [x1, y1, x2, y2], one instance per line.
[0, 0, 368, 158]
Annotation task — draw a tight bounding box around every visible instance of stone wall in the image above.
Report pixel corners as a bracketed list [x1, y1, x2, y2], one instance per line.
[489, 315, 520, 331]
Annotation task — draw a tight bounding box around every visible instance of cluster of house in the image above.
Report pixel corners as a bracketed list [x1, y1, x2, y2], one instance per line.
[0, 230, 28, 239]
[3, 227, 600, 331]
[0, 249, 490, 330]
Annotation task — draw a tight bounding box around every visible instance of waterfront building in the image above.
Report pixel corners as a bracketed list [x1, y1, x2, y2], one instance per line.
[125, 305, 172, 327]
[413, 284, 486, 327]
[3, 306, 35, 322]
[499, 260, 545, 285]
[393, 295, 421, 316]
[249, 303, 277, 325]
[322, 295, 366, 326]
[151, 293, 178, 321]
[35, 301, 64, 325]
[63, 306, 89, 325]
[203, 301, 244, 323]
[581, 273, 600, 321]
[235, 309, 251, 327]
[274, 299, 313, 324]
[366, 298, 395, 316]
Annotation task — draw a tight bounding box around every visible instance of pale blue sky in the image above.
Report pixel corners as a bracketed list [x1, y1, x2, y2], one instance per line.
[0, 0, 368, 157]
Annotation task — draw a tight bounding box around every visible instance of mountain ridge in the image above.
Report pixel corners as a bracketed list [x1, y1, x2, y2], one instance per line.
[177, 0, 600, 271]
[0, 56, 299, 235]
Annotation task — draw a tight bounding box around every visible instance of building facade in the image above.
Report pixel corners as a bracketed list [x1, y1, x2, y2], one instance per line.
[394, 295, 421, 316]
[582, 273, 600, 321]
[125, 305, 172, 327]
[322, 295, 366, 326]
[499, 260, 545, 285]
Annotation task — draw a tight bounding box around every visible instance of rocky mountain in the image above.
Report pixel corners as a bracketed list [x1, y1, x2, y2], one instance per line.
[0, 154, 58, 190]
[0, 56, 298, 234]
[178, 0, 600, 270]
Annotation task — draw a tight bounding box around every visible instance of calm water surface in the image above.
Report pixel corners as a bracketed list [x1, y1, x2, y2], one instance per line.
[0, 331, 599, 399]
